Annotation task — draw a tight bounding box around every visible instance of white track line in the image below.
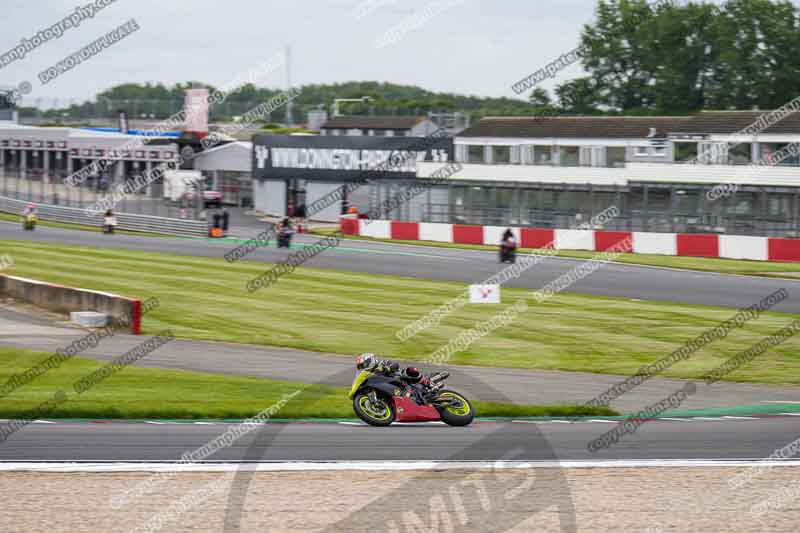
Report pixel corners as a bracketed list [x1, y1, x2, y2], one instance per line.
[722, 416, 756, 420]
[660, 418, 693, 422]
[3, 460, 800, 473]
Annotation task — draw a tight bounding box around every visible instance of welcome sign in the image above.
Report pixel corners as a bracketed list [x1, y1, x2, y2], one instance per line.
[252, 134, 454, 181]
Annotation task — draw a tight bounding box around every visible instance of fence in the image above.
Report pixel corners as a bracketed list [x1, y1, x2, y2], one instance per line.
[0, 174, 204, 220]
[0, 195, 208, 237]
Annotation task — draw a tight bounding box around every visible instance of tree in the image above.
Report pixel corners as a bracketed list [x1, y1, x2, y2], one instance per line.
[556, 78, 600, 114]
[579, 0, 800, 113]
[528, 88, 552, 107]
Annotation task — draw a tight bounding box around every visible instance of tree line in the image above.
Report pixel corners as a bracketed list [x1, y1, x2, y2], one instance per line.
[20, 0, 797, 124]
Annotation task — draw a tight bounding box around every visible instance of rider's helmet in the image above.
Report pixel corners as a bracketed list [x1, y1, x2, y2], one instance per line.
[356, 353, 376, 370]
[401, 367, 422, 383]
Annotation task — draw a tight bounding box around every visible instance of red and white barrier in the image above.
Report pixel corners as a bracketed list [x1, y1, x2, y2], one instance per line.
[341, 218, 800, 262]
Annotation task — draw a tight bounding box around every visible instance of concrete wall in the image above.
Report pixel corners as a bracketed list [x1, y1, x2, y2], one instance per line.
[0, 274, 143, 334]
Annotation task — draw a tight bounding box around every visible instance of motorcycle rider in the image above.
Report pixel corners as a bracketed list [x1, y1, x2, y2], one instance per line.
[277, 217, 294, 248]
[103, 209, 118, 234]
[500, 228, 517, 263]
[22, 204, 38, 230]
[356, 353, 433, 401]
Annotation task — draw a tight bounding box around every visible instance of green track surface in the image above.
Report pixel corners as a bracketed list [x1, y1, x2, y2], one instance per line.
[0, 348, 616, 420]
[1, 240, 799, 385]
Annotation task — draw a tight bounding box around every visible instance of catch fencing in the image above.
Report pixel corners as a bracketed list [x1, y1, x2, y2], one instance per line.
[0, 195, 207, 237]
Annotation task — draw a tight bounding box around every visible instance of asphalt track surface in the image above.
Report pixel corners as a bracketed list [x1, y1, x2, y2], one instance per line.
[2, 221, 800, 313]
[1, 417, 799, 462]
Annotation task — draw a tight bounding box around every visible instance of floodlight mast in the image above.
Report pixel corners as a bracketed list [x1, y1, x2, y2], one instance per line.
[332, 96, 372, 117]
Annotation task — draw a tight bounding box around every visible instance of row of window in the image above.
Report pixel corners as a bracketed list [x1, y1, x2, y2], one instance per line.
[0, 141, 175, 161]
[457, 142, 800, 167]
[461, 145, 627, 167]
[323, 128, 411, 137]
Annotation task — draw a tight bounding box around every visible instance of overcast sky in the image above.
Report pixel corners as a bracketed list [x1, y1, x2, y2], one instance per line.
[2, 0, 607, 107]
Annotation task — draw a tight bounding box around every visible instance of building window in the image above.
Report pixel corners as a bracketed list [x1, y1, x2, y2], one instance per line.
[674, 142, 698, 162]
[492, 146, 511, 164]
[653, 145, 667, 157]
[606, 147, 626, 167]
[762, 143, 800, 166]
[467, 145, 484, 164]
[533, 146, 552, 164]
[560, 146, 580, 166]
[374, 130, 386, 137]
[728, 143, 751, 165]
[635, 146, 649, 156]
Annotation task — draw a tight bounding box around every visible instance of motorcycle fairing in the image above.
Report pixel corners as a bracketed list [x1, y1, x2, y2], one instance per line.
[392, 396, 441, 422]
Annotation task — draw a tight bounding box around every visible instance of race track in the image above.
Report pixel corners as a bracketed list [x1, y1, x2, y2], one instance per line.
[1, 221, 799, 312]
[2, 417, 798, 462]
[2, 221, 800, 464]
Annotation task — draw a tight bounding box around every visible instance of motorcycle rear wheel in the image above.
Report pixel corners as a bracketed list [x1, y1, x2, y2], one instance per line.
[435, 390, 475, 426]
[352, 391, 395, 426]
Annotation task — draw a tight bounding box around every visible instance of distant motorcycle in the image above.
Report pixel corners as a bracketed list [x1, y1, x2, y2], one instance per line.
[500, 236, 517, 263]
[277, 228, 293, 248]
[22, 213, 37, 231]
[349, 355, 475, 427]
[103, 214, 117, 234]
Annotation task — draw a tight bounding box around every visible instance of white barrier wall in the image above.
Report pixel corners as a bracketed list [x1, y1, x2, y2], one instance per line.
[343, 218, 800, 263]
[555, 229, 595, 251]
[633, 232, 677, 256]
[419, 222, 453, 243]
[359, 219, 391, 239]
[719, 235, 769, 261]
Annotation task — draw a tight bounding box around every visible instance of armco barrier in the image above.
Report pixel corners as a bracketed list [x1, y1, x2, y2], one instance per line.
[0, 195, 207, 237]
[341, 218, 800, 262]
[0, 274, 142, 334]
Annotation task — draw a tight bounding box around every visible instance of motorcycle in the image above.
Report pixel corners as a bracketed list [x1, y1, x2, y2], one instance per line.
[103, 215, 117, 234]
[348, 358, 475, 427]
[22, 213, 37, 231]
[500, 237, 517, 263]
[277, 228, 293, 248]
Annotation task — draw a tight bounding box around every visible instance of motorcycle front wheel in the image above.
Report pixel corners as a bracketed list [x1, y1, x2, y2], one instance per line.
[352, 390, 395, 426]
[435, 389, 475, 426]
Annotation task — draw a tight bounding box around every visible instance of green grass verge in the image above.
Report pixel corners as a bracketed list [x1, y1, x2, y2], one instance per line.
[0, 348, 616, 419]
[312, 228, 800, 278]
[2, 240, 799, 385]
[0, 211, 167, 237]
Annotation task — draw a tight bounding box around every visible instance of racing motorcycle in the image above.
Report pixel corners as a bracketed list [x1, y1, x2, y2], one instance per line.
[22, 213, 37, 231]
[348, 355, 475, 427]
